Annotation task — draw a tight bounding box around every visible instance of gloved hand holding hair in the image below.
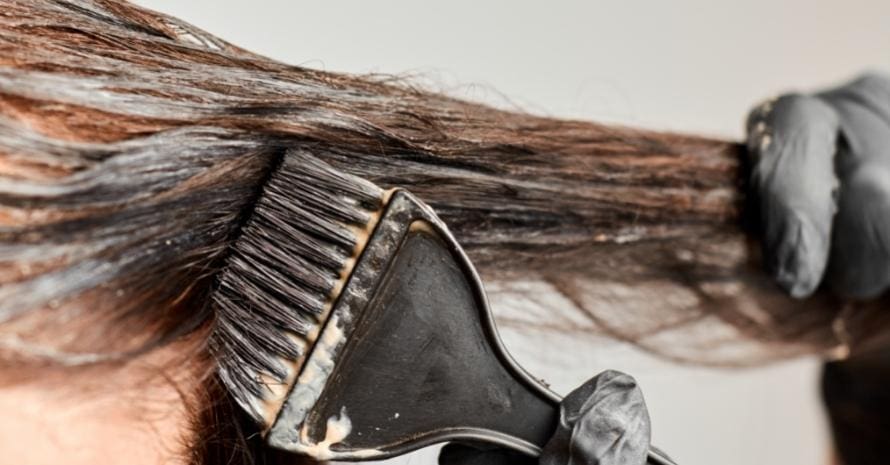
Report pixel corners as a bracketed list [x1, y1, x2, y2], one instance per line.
[440, 72, 890, 465]
[747, 72, 890, 299]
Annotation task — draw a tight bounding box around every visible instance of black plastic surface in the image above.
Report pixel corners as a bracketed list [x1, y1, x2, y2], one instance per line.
[308, 229, 558, 454]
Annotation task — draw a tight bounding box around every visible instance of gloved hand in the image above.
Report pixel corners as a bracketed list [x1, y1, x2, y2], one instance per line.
[747, 72, 890, 299]
[438, 370, 652, 465]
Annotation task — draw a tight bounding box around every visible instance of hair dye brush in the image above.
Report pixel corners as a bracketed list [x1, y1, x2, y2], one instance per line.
[215, 149, 675, 464]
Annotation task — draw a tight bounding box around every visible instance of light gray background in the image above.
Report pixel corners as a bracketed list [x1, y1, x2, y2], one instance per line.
[134, 1, 890, 464]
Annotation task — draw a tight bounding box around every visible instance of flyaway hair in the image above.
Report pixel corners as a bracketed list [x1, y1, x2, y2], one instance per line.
[1, 0, 889, 463]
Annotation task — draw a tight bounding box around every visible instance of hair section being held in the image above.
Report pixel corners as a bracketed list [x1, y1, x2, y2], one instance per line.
[0, 0, 869, 383]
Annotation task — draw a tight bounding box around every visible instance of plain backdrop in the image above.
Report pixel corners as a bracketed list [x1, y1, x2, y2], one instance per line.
[133, 1, 890, 464]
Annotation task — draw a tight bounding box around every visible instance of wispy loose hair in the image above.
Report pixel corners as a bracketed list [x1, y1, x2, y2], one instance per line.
[1, 0, 885, 463]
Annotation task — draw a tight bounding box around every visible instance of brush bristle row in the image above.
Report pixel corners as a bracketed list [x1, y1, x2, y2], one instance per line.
[212, 148, 384, 423]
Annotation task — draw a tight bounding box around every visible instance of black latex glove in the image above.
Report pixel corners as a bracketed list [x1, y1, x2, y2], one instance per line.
[439, 370, 651, 465]
[747, 72, 890, 299]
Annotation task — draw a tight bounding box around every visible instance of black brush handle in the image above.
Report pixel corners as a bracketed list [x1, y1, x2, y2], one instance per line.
[275, 191, 675, 464]
[307, 230, 558, 454]
[304, 228, 675, 464]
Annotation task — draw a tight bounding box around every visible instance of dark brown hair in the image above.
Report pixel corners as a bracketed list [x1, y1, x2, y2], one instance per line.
[1, 1, 886, 463]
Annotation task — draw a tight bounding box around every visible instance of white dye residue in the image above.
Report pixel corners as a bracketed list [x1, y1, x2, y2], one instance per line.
[294, 406, 383, 460]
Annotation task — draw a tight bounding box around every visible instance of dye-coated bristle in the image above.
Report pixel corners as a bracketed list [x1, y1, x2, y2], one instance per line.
[211, 149, 384, 424]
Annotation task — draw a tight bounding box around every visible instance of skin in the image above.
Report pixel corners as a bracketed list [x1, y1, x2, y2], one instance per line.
[0, 342, 200, 465]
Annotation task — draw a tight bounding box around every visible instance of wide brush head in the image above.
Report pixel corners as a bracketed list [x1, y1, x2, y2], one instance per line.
[212, 148, 385, 425]
[264, 189, 562, 460]
[261, 188, 676, 465]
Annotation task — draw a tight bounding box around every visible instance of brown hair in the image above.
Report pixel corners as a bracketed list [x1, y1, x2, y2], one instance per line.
[1, 0, 886, 463]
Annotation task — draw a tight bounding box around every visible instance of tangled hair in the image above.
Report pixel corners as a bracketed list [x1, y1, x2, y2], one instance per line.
[1, 0, 888, 463]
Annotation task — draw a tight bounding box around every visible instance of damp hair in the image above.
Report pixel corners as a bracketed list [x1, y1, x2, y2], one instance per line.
[1, 1, 887, 464]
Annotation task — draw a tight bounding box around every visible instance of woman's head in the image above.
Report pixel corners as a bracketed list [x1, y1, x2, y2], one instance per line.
[1, 1, 881, 464]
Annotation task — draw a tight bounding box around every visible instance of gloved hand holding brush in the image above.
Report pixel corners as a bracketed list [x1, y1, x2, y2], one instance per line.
[439, 370, 653, 465]
[747, 72, 890, 299]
